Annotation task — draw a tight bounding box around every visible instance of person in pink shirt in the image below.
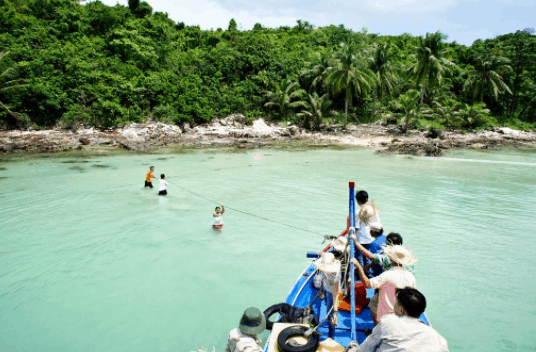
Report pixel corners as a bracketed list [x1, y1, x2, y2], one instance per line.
[351, 245, 417, 324]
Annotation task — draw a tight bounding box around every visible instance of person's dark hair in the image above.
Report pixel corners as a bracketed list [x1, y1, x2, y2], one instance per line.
[161, 174, 165, 179]
[355, 190, 368, 204]
[371, 228, 384, 236]
[215, 206, 221, 211]
[396, 287, 426, 318]
[386, 232, 403, 246]
[150, 166, 154, 169]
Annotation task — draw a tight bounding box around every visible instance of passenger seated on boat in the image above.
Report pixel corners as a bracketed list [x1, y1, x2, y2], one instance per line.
[349, 288, 449, 352]
[351, 245, 417, 325]
[224, 307, 266, 352]
[354, 190, 381, 271]
[313, 252, 341, 337]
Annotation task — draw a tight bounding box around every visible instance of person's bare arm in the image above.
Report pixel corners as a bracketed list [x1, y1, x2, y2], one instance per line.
[331, 281, 340, 326]
[349, 234, 374, 260]
[350, 258, 371, 288]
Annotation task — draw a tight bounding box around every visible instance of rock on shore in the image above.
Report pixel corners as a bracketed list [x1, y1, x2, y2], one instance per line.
[0, 114, 535, 156]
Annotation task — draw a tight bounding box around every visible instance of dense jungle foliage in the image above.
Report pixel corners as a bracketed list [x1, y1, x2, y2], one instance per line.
[0, 0, 535, 130]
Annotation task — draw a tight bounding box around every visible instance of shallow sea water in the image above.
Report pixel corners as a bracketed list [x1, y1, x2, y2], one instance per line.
[1, 148, 535, 351]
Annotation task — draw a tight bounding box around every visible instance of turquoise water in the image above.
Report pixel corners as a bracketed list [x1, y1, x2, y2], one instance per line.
[1, 149, 535, 351]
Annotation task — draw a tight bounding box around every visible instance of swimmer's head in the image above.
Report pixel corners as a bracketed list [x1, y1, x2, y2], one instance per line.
[161, 174, 165, 179]
[150, 166, 154, 171]
[215, 206, 221, 212]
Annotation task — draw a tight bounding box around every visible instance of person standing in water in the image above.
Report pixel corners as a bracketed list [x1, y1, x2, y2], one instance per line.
[145, 166, 156, 188]
[213, 205, 225, 229]
[158, 174, 168, 196]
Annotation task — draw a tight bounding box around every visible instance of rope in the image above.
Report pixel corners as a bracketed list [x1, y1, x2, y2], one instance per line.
[166, 180, 328, 238]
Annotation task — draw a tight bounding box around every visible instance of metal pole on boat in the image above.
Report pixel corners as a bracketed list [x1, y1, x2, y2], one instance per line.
[348, 181, 357, 342]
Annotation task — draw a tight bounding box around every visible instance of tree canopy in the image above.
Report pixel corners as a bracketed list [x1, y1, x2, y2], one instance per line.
[0, 0, 535, 131]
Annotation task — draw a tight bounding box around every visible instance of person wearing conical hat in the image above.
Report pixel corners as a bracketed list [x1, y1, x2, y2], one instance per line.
[313, 252, 342, 338]
[351, 245, 417, 325]
[224, 307, 266, 352]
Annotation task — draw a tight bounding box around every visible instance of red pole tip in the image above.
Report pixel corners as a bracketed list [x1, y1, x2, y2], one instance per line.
[349, 181, 355, 188]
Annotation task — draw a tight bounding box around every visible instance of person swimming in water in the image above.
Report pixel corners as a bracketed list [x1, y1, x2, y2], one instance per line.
[213, 205, 225, 229]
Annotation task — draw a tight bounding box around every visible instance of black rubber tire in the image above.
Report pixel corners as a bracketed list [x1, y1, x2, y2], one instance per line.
[263, 303, 287, 331]
[277, 326, 319, 352]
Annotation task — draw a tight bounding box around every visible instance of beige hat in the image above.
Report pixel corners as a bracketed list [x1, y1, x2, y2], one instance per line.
[369, 221, 383, 232]
[383, 245, 417, 266]
[315, 252, 340, 274]
[332, 236, 349, 253]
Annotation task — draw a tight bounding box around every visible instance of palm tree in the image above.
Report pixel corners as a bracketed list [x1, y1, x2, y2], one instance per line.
[459, 102, 490, 128]
[394, 89, 428, 133]
[264, 78, 307, 118]
[463, 51, 512, 103]
[432, 97, 462, 127]
[0, 51, 27, 122]
[407, 31, 455, 105]
[297, 92, 333, 129]
[301, 51, 333, 91]
[369, 42, 397, 119]
[325, 43, 375, 126]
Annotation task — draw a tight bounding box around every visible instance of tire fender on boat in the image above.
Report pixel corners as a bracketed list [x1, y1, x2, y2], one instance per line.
[263, 303, 288, 330]
[277, 326, 319, 352]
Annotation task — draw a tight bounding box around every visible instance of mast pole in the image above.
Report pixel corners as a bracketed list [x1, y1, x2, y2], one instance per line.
[348, 181, 357, 342]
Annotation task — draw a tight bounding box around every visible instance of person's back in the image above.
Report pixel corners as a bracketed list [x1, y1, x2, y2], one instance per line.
[359, 314, 449, 352]
[368, 234, 386, 277]
[224, 307, 265, 352]
[354, 288, 449, 352]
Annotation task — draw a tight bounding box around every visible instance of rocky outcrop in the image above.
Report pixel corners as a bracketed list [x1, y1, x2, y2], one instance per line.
[1, 116, 535, 156]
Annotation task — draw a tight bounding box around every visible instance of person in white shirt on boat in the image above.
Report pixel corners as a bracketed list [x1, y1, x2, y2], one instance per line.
[313, 252, 341, 338]
[354, 190, 381, 273]
[350, 245, 417, 324]
[224, 307, 266, 352]
[349, 287, 449, 352]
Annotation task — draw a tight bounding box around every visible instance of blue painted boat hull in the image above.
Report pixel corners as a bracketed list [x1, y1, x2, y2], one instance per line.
[264, 229, 430, 350]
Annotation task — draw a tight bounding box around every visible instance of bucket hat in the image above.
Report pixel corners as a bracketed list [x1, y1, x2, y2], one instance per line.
[239, 307, 266, 336]
[383, 245, 417, 266]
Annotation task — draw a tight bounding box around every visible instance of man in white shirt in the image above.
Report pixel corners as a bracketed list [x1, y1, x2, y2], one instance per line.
[354, 190, 381, 271]
[224, 307, 266, 352]
[350, 287, 449, 352]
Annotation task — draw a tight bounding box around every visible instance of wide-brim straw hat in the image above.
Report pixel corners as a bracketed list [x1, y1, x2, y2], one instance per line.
[383, 245, 417, 266]
[239, 307, 266, 336]
[316, 252, 340, 274]
[332, 236, 349, 253]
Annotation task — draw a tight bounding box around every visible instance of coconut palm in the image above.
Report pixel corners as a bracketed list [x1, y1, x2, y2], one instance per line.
[297, 92, 333, 129]
[394, 89, 428, 133]
[458, 102, 491, 128]
[432, 97, 462, 127]
[0, 51, 27, 121]
[301, 51, 333, 91]
[407, 31, 456, 105]
[463, 51, 512, 103]
[325, 43, 375, 126]
[264, 78, 307, 118]
[369, 42, 397, 119]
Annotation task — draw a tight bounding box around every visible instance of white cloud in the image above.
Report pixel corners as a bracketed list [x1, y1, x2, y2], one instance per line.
[365, 0, 458, 13]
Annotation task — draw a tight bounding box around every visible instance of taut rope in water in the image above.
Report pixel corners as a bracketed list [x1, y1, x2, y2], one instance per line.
[167, 180, 329, 238]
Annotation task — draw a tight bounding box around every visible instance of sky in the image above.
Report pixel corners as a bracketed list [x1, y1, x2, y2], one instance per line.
[99, 0, 535, 46]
